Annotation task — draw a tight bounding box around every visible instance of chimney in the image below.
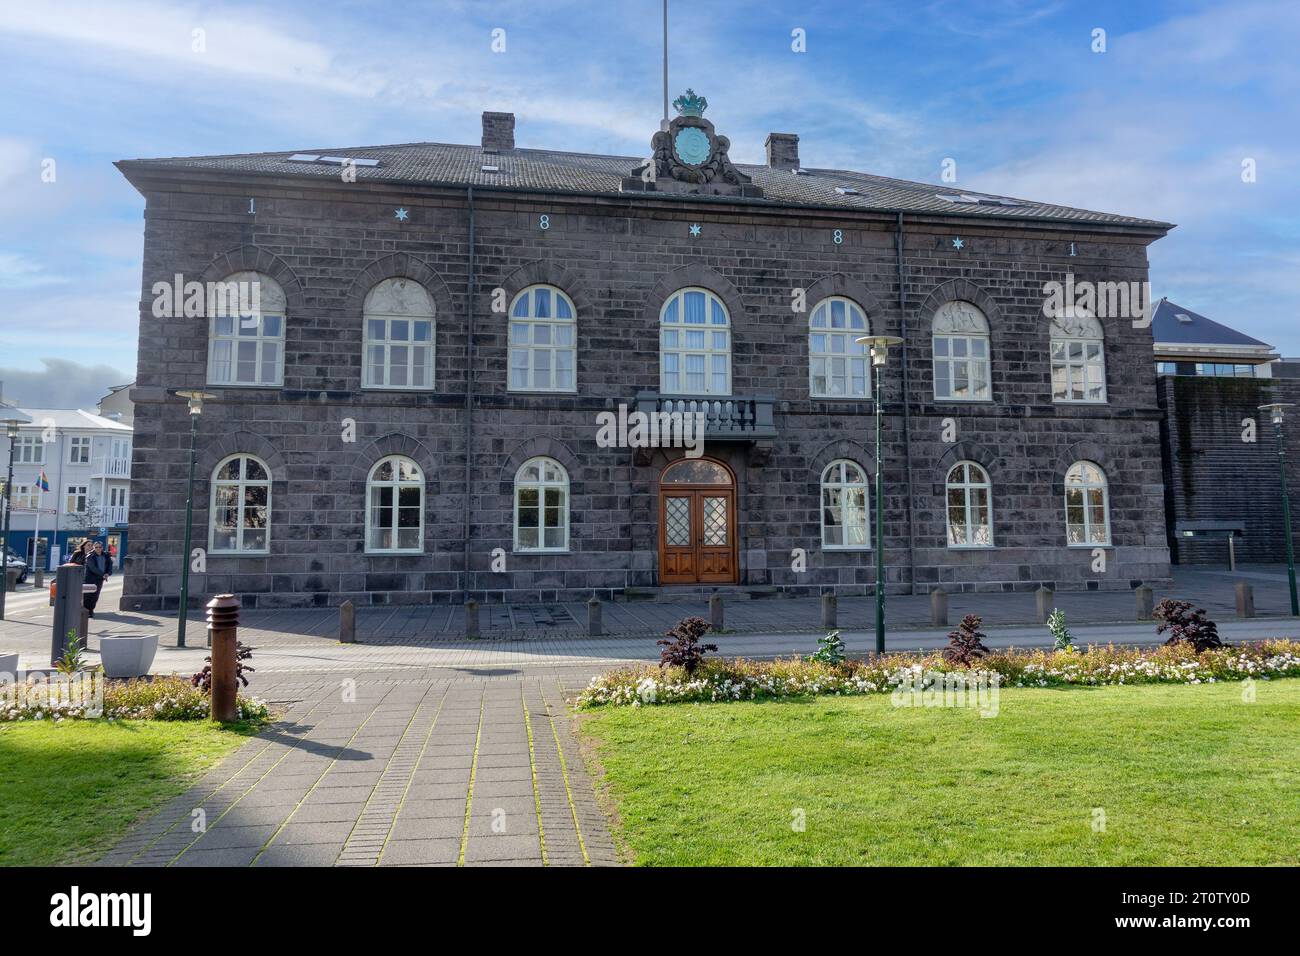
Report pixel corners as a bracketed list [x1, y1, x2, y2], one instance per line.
[765, 132, 800, 170]
[481, 111, 515, 151]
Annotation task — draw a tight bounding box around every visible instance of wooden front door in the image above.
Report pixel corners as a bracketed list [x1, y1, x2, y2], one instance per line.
[659, 459, 738, 585]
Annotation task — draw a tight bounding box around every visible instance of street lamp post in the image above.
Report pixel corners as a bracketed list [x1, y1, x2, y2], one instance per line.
[0, 413, 31, 621]
[856, 334, 904, 655]
[1259, 402, 1299, 616]
[174, 391, 216, 647]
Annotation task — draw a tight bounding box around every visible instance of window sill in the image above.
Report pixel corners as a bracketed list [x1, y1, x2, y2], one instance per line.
[208, 550, 271, 557]
[822, 546, 872, 552]
[204, 383, 283, 390]
[948, 545, 996, 551]
[361, 386, 436, 393]
[810, 394, 872, 402]
[513, 548, 570, 555]
[1067, 543, 1112, 549]
[365, 549, 425, 556]
[932, 397, 995, 404]
[506, 389, 579, 396]
[1052, 399, 1109, 406]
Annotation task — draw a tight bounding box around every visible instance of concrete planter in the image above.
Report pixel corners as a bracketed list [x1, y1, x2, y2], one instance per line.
[99, 636, 158, 679]
[0, 652, 19, 679]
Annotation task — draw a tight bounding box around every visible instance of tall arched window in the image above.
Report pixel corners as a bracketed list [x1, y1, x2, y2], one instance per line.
[1065, 461, 1110, 546]
[207, 271, 286, 386]
[514, 457, 569, 552]
[509, 285, 576, 392]
[210, 454, 271, 554]
[660, 288, 730, 395]
[366, 456, 424, 553]
[1050, 312, 1107, 403]
[363, 278, 435, 389]
[820, 460, 870, 549]
[809, 297, 870, 398]
[946, 462, 993, 548]
[932, 301, 991, 401]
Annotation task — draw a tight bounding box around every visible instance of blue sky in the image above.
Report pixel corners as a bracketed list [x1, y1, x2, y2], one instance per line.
[1, 0, 1297, 407]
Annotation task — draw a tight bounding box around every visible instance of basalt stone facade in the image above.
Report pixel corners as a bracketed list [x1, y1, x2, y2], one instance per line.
[117, 108, 1173, 610]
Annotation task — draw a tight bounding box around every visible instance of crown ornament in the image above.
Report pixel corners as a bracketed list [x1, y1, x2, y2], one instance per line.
[672, 89, 707, 117]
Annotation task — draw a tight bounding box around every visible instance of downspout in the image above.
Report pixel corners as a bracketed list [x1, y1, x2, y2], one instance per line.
[896, 212, 918, 594]
[462, 186, 475, 602]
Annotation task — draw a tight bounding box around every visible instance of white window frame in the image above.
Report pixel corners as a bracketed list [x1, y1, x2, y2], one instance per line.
[1065, 460, 1111, 547]
[67, 436, 90, 464]
[1050, 314, 1107, 404]
[362, 278, 436, 390]
[932, 301, 992, 402]
[820, 459, 870, 550]
[208, 454, 272, 555]
[809, 297, 870, 398]
[207, 271, 286, 387]
[513, 456, 569, 553]
[65, 485, 88, 514]
[508, 285, 577, 393]
[12, 483, 38, 511]
[108, 486, 128, 509]
[365, 455, 425, 554]
[15, 435, 44, 464]
[659, 287, 731, 396]
[945, 461, 994, 548]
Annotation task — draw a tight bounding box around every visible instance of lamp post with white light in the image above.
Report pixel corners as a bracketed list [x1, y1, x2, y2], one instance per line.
[0, 410, 32, 621]
[856, 334, 905, 654]
[1259, 402, 1299, 616]
[174, 390, 216, 647]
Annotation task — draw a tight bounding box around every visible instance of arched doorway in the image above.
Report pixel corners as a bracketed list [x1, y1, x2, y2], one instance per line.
[659, 457, 738, 585]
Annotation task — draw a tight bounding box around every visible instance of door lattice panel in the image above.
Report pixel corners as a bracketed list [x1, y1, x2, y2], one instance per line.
[665, 497, 691, 546]
[703, 496, 728, 545]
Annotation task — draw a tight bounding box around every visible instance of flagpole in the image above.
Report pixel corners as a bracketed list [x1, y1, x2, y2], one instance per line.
[33, 485, 40, 570]
[662, 0, 669, 129]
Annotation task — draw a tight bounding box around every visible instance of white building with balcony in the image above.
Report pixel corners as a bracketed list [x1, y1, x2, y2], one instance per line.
[1, 408, 133, 571]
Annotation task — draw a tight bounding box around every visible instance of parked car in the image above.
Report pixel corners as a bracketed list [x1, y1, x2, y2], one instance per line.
[3, 548, 28, 585]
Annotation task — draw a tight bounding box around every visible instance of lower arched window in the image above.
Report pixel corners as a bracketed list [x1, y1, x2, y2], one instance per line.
[366, 456, 424, 553]
[210, 454, 271, 554]
[1065, 461, 1110, 546]
[946, 462, 993, 548]
[515, 457, 569, 552]
[821, 460, 869, 549]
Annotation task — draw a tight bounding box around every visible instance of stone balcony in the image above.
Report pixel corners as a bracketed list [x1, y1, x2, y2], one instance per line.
[633, 392, 777, 463]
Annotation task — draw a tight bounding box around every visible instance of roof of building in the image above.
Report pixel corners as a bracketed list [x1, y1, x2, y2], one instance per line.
[117, 140, 1171, 230]
[15, 408, 133, 432]
[1151, 298, 1275, 351]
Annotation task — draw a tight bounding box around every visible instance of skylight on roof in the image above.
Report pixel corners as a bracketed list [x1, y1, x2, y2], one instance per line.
[835, 185, 860, 195]
[481, 164, 499, 172]
[792, 168, 811, 175]
[286, 154, 380, 168]
[937, 192, 1022, 207]
[1176, 313, 1193, 324]
[288, 154, 321, 162]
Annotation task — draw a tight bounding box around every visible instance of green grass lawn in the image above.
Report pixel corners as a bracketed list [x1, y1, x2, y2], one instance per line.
[579, 679, 1300, 866]
[0, 720, 260, 866]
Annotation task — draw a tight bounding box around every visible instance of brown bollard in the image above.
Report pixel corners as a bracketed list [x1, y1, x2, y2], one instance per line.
[587, 597, 603, 637]
[206, 594, 241, 723]
[465, 600, 480, 639]
[79, 607, 89, 646]
[709, 593, 724, 630]
[930, 589, 949, 627]
[1035, 586, 1055, 625]
[1235, 581, 1256, 619]
[821, 593, 837, 629]
[339, 599, 356, 643]
[1136, 586, 1154, 621]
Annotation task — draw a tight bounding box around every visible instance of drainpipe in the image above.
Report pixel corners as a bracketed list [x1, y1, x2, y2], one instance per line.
[462, 187, 476, 603]
[896, 212, 918, 593]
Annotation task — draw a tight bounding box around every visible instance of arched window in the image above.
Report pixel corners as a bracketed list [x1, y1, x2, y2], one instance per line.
[1050, 312, 1107, 403]
[946, 462, 993, 548]
[509, 285, 576, 392]
[932, 301, 991, 401]
[210, 454, 271, 554]
[207, 271, 286, 386]
[809, 297, 870, 398]
[1065, 461, 1110, 546]
[363, 278, 435, 389]
[820, 460, 870, 549]
[366, 456, 424, 553]
[514, 457, 569, 552]
[660, 288, 730, 395]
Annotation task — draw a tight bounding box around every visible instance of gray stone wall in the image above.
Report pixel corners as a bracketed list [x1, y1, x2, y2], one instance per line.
[120, 170, 1171, 609]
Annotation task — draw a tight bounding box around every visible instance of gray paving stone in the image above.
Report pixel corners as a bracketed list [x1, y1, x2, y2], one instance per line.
[274, 821, 358, 845]
[377, 838, 461, 866]
[253, 843, 345, 867]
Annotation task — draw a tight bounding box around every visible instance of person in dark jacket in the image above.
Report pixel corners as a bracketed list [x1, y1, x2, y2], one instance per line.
[83, 541, 112, 617]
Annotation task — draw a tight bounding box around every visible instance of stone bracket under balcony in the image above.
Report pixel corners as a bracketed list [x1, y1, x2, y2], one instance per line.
[632, 392, 777, 465]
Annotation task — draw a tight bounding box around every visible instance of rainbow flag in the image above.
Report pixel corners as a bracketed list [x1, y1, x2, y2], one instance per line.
[36, 470, 49, 492]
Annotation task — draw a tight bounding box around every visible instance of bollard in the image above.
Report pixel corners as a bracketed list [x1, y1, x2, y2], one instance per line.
[709, 593, 724, 630]
[49, 580, 55, 607]
[339, 599, 356, 643]
[587, 597, 603, 637]
[206, 594, 241, 723]
[821, 593, 837, 630]
[1136, 586, 1154, 621]
[1035, 586, 1055, 625]
[50, 563, 85, 666]
[930, 589, 949, 627]
[465, 600, 480, 639]
[34, 565, 44, 590]
[1235, 581, 1256, 619]
[79, 607, 89, 647]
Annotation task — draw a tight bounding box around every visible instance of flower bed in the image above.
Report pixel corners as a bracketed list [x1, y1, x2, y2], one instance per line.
[577, 639, 1300, 708]
[1, 675, 269, 723]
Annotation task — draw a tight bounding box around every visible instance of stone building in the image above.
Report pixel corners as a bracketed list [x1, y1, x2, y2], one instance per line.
[116, 93, 1174, 610]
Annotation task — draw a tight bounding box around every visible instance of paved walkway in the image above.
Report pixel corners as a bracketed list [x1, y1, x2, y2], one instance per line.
[100, 664, 617, 867]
